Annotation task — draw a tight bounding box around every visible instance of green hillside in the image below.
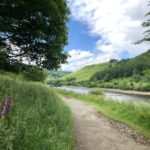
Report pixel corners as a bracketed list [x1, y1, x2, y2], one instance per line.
[92, 50, 150, 81]
[57, 50, 150, 91]
[62, 63, 109, 82]
[62, 50, 150, 82]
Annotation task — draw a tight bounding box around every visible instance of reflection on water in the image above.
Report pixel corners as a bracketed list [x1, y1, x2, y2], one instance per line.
[58, 86, 91, 94]
[58, 86, 150, 104]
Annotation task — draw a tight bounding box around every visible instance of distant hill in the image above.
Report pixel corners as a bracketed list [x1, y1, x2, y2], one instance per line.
[62, 63, 109, 82]
[58, 50, 150, 91]
[62, 50, 150, 82]
[92, 50, 150, 81]
[48, 70, 71, 80]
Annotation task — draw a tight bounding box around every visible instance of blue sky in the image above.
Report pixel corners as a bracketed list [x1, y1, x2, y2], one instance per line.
[65, 19, 99, 51]
[61, 0, 149, 71]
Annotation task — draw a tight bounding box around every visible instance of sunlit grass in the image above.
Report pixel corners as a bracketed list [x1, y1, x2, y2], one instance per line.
[58, 89, 150, 139]
[0, 75, 74, 150]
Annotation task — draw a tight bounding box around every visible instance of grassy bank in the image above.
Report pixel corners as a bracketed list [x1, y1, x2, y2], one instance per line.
[0, 75, 74, 150]
[86, 76, 150, 91]
[57, 89, 150, 139]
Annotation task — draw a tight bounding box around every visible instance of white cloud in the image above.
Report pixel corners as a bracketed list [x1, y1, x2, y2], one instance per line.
[61, 49, 119, 71]
[63, 0, 149, 71]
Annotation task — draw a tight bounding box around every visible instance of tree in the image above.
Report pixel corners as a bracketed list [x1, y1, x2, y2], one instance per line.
[142, 1, 150, 43]
[136, 1, 150, 44]
[0, 0, 69, 70]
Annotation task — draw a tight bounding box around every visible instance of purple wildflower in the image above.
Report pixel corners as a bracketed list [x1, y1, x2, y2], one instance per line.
[0, 97, 13, 118]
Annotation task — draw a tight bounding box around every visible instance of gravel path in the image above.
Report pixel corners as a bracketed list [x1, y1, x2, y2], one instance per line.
[62, 97, 150, 150]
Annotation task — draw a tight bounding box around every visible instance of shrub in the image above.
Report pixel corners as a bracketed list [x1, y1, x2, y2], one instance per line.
[90, 89, 103, 96]
[23, 67, 48, 82]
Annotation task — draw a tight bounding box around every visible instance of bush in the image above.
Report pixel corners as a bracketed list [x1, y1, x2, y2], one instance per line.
[143, 83, 150, 91]
[23, 67, 48, 82]
[90, 89, 103, 96]
[0, 52, 48, 82]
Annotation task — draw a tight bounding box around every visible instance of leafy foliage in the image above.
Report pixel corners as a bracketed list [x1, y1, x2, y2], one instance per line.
[22, 66, 48, 82]
[0, 62, 49, 82]
[136, 0, 150, 43]
[0, 0, 69, 70]
[92, 50, 150, 81]
[142, 1, 150, 42]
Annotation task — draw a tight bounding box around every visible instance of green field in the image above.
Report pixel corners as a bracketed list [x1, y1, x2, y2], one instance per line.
[58, 89, 150, 139]
[0, 75, 74, 150]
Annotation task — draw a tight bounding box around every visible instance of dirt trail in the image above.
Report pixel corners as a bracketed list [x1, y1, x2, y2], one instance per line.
[62, 97, 150, 150]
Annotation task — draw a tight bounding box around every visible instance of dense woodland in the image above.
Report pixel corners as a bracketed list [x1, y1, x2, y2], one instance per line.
[92, 50, 150, 81]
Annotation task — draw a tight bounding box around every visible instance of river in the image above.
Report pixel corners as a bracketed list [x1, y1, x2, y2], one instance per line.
[58, 86, 150, 104]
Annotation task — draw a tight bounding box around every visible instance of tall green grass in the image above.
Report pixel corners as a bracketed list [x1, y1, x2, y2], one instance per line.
[0, 70, 25, 81]
[58, 89, 150, 139]
[0, 75, 74, 150]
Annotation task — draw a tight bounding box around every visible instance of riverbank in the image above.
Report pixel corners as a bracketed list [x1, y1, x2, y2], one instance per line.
[62, 96, 150, 149]
[57, 86, 150, 103]
[58, 86, 150, 97]
[102, 88, 150, 97]
[57, 89, 150, 139]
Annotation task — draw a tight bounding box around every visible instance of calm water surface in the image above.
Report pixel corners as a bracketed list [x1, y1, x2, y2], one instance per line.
[58, 86, 150, 104]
